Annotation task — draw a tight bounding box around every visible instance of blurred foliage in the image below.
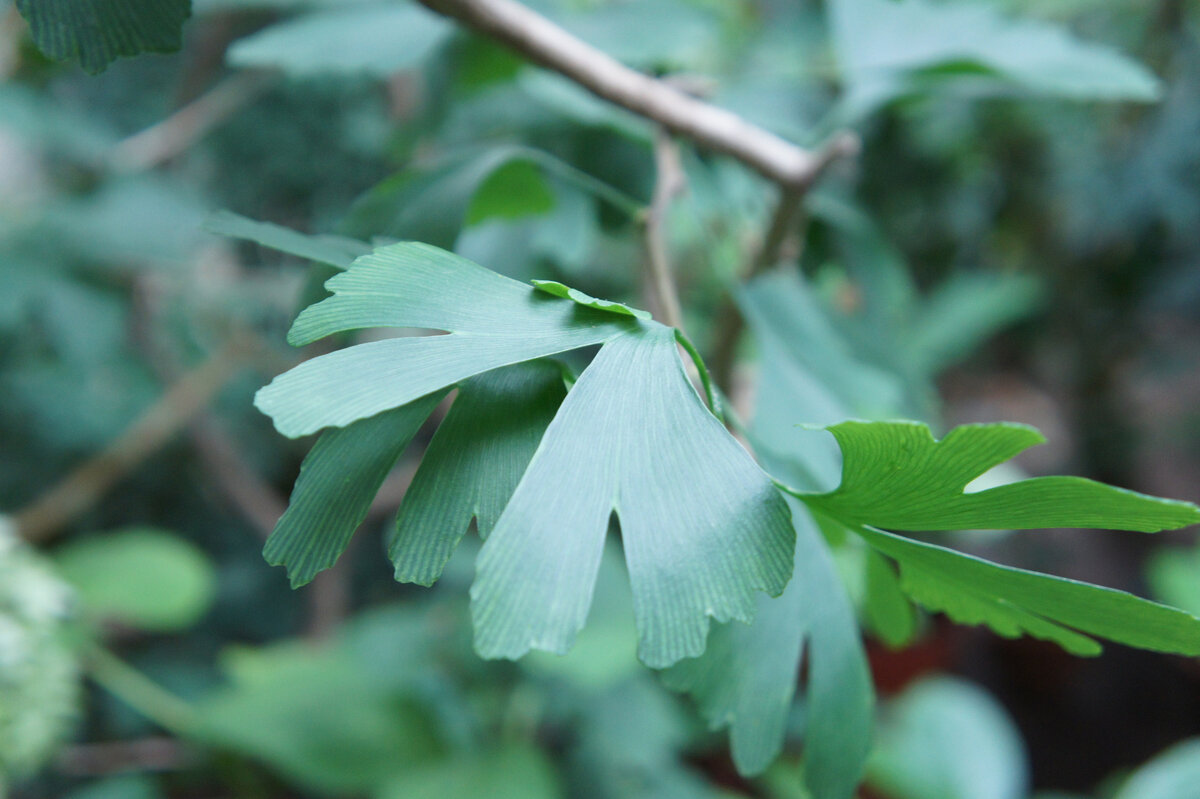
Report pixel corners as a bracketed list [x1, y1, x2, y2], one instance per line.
[3, 0, 1200, 797]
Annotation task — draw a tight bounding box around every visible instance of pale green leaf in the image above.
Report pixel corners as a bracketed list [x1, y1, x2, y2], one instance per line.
[470, 325, 794, 669]
[867, 677, 1028, 799]
[531, 280, 650, 320]
[389, 361, 566, 586]
[227, 3, 451, 77]
[263, 392, 445, 587]
[203, 210, 370, 270]
[254, 243, 635, 437]
[829, 0, 1160, 119]
[1147, 546, 1200, 618]
[803, 421, 1200, 533]
[54, 527, 215, 631]
[1114, 739, 1200, 799]
[664, 498, 872, 797]
[16, 0, 191, 73]
[853, 523, 1200, 656]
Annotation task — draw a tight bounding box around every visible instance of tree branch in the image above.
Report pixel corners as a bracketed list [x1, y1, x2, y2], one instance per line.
[416, 0, 855, 189]
[642, 127, 687, 330]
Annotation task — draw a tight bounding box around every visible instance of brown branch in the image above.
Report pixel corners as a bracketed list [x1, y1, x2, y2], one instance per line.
[642, 127, 687, 330]
[416, 0, 853, 190]
[710, 132, 861, 396]
[107, 71, 274, 173]
[12, 346, 247, 544]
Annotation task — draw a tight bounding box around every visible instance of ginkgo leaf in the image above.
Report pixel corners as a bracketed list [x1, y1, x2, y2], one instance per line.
[850, 522, 1200, 657]
[802, 421, 1200, 533]
[204, 210, 371, 270]
[263, 392, 446, 588]
[389, 361, 566, 586]
[470, 324, 794, 669]
[664, 498, 872, 796]
[16, 0, 191, 74]
[254, 243, 636, 437]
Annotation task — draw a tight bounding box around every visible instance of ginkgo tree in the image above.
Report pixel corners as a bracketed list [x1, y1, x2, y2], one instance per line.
[15, 0, 1200, 796]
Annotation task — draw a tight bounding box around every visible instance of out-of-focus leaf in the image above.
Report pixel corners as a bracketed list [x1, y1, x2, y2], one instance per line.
[867, 677, 1028, 799]
[1147, 546, 1200, 618]
[264, 391, 446, 587]
[471, 325, 794, 669]
[204, 210, 371, 270]
[15, 0, 191, 74]
[829, 0, 1161, 119]
[665, 498, 872, 796]
[54, 528, 215, 632]
[344, 145, 637, 251]
[851, 523, 1200, 656]
[551, 0, 724, 71]
[1114, 739, 1200, 799]
[63, 774, 163, 799]
[906, 271, 1043, 376]
[390, 361, 565, 585]
[0, 85, 118, 163]
[193, 641, 438, 793]
[227, 3, 452, 76]
[376, 743, 562, 799]
[804, 421, 1200, 533]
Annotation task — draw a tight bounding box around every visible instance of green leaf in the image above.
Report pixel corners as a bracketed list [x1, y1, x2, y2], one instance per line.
[531, 280, 651, 320]
[829, 0, 1160, 119]
[16, 0, 191, 74]
[54, 527, 215, 631]
[263, 392, 445, 587]
[203, 210, 371, 270]
[664, 498, 872, 797]
[390, 361, 566, 586]
[803, 421, 1200, 533]
[255, 243, 636, 437]
[1147, 546, 1200, 618]
[1114, 739, 1200, 799]
[466, 159, 556, 224]
[470, 325, 794, 668]
[852, 523, 1200, 656]
[344, 145, 638, 251]
[376, 744, 562, 799]
[864, 547, 917, 648]
[226, 3, 452, 77]
[867, 677, 1028, 799]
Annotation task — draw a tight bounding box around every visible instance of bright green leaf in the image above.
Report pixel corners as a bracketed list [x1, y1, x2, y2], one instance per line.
[16, 0, 191, 74]
[802, 421, 1200, 533]
[852, 522, 1200, 656]
[264, 392, 446, 587]
[531, 280, 650, 320]
[54, 528, 215, 632]
[390, 361, 566, 586]
[864, 547, 917, 648]
[470, 325, 794, 668]
[664, 498, 872, 797]
[466, 159, 556, 224]
[254, 243, 636, 437]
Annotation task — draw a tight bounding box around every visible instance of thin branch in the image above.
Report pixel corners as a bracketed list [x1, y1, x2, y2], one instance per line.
[11, 346, 247, 544]
[642, 127, 687, 330]
[107, 71, 274, 173]
[416, 0, 854, 189]
[709, 132, 860, 395]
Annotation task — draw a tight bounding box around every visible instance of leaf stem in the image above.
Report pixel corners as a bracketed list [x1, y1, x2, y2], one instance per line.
[86, 646, 196, 737]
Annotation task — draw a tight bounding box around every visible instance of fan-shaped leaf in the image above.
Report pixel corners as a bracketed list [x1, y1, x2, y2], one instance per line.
[16, 0, 191, 74]
[470, 325, 794, 668]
